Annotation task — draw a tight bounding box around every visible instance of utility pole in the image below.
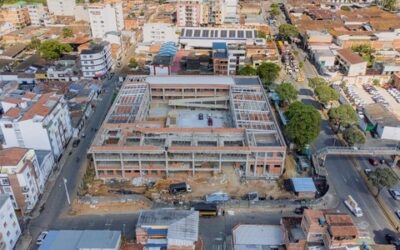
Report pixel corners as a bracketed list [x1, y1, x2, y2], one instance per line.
[63, 178, 71, 206]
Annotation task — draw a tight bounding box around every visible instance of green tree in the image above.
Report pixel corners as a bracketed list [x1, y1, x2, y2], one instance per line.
[340, 6, 351, 11]
[343, 126, 366, 146]
[270, 7, 280, 17]
[308, 77, 327, 89]
[140, 10, 145, 16]
[257, 31, 267, 39]
[279, 24, 299, 40]
[299, 61, 304, 68]
[270, 3, 279, 8]
[382, 0, 396, 11]
[38, 40, 72, 60]
[314, 84, 339, 105]
[328, 104, 358, 133]
[238, 65, 257, 76]
[285, 102, 321, 150]
[129, 58, 138, 68]
[275, 82, 298, 104]
[27, 37, 41, 50]
[369, 168, 398, 196]
[62, 27, 73, 38]
[352, 44, 374, 67]
[256, 62, 281, 86]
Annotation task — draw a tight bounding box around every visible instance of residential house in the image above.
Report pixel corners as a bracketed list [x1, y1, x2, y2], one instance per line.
[0, 195, 21, 250]
[323, 213, 358, 249]
[0, 92, 73, 159]
[136, 209, 199, 249]
[26, 4, 50, 26]
[0, 3, 30, 29]
[336, 48, 367, 76]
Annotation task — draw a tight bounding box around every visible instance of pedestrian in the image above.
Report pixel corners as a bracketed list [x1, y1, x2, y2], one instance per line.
[222, 209, 225, 216]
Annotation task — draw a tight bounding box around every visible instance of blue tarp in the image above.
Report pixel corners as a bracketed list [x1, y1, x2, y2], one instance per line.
[147, 228, 168, 236]
[291, 178, 316, 193]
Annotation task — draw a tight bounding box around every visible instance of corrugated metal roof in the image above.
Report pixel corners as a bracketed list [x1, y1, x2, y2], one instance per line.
[233, 225, 284, 247]
[291, 178, 317, 193]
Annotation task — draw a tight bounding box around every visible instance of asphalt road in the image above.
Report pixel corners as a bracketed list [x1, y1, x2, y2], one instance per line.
[28, 76, 118, 248]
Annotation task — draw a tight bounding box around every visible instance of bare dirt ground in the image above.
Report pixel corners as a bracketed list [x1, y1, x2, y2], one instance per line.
[69, 199, 150, 216]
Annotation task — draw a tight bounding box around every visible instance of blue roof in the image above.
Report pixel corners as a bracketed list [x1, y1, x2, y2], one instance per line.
[158, 42, 177, 57]
[291, 178, 316, 193]
[212, 42, 227, 50]
[69, 83, 84, 93]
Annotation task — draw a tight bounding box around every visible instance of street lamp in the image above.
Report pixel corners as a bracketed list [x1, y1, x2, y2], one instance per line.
[63, 177, 71, 206]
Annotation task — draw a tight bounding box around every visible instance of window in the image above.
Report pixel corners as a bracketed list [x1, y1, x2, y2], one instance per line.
[3, 222, 7, 228]
[4, 124, 12, 128]
[9, 213, 13, 219]
[1, 178, 10, 186]
[4, 187, 11, 192]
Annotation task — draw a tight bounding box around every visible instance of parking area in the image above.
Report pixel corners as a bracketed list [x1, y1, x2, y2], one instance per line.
[342, 83, 400, 118]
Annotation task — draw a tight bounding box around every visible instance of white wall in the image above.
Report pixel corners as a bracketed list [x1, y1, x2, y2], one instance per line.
[88, 3, 124, 39]
[143, 23, 178, 43]
[348, 62, 367, 77]
[46, 0, 75, 16]
[0, 196, 21, 250]
[379, 126, 400, 141]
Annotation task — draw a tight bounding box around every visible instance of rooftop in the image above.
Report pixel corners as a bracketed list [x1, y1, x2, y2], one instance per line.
[0, 147, 28, 166]
[180, 27, 256, 40]
[81, 42, 109, 54]
[363, 103, 400, 127]
[337, 49, 365, 64]
[38, 230, 121, 250]
[291, 178, 317, 193]
[0, 195, 9, 208]
[0, 43, 26, 58]
[233, 224, 284, 248]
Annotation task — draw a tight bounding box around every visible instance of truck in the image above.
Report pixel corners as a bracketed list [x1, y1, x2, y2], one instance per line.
[169, 182, 192, 194]
[192, 202, 218, 216]
[344, 195, 363, 217]
[205, 192, 230, 203]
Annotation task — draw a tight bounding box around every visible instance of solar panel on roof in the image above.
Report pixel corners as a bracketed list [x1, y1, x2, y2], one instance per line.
[245, 31, 252, 38]
[194, 30, 201, 37]
[220, 30, 227, 38]
[202, 30, 209, 37]
[237, 30, 244, 38]
[186, 29, 193, 37]
[229, 30, 235, 38]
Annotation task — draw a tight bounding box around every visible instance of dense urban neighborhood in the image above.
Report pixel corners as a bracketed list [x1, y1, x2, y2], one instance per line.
[0, 0, 399, 249]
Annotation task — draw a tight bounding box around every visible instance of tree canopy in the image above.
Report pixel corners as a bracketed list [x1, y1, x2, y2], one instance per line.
[256, 62, 281, 86]
[257, 31, 267, 39]
[308, 77, 327, 89]
[270, 6, 280, 17]
[276, 82, 298, 104]
[328, 104, 358, 132]
[351, 44, 374, 67]
[27, 37, 41, 50]
[279, 24, 299, 40]
[370, 168, 398, 196]
[285, 102, 321, 150]
[382, 0, 396, 11]
[343, 126, 366, 146]
[62, 27, 73, 38]
[314, 84, 339, 104]
[129, 58, 138, 68]
[38, 40, 72, 60]
[238, 65, 257, 76]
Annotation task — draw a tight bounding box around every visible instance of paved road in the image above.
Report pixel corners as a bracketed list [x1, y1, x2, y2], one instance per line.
[28, 76, 118, 248]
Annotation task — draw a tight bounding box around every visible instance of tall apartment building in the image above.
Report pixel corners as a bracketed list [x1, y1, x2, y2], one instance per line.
[80, 42, 113, 78]
[0, 195, 21, 250]
[88, 2, 124, 39]
[26, 4, 50, 26]
[46, 0, 76, 16]
[0, 148, 42, 213]
[0, 3, 30, 29]
[213, 42, 245, 75]
[222, 0, 238, 23]
[0, 92, 73, 159]
[176, 0, 203, 27]
[143, 23, 179, 44]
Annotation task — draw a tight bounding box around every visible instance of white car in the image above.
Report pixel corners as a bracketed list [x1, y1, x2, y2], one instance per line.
[36, 231, 48, 245]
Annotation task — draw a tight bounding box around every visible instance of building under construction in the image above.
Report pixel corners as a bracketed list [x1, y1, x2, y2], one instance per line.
[89, 75, 286, 180]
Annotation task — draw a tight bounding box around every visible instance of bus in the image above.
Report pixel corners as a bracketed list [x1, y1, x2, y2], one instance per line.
[192, 202, 218, 217]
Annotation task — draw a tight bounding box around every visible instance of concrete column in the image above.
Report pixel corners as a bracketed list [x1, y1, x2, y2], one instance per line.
[254, 153, 258, 177]
[165, 151, 169, 177]
[263, 152, 267, 176]
[138, 154, 142, 176]
[120, 153, 125, 179]
[245, 154, 249, 177]
[192, 153, 195, 176]
[219, 153, 222, 172]
[93, 153, 99, 179]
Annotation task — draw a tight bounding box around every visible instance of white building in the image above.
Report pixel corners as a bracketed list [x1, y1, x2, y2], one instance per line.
[80, 42, 113, 78]
[74, 4, 90, 22]
[176, 0, 202, 27]
[222, 0, 238, 23]
[0, 148, 42, 213]
[46, 0, 75, 16]
[335, 48, 367, 76]
[88, 2, 124, 39]
[0, 92, 73, 159]
[0, 195, 21, 250]
[362, 103, 400, 141]
[26, 4, 50, 26]
[143, 23, 179, 44]
[227, 44, 246, 75]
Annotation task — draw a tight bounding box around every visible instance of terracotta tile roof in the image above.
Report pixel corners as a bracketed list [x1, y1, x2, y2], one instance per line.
[325, 213, 354, 225]
[0, 147, 28, 166]
[4, 107, 21, 118]
[2, 97, 23, 105]
[21, 93, 60, 121]
[337, 48, 365, 64]
[325, 213, 358, 237]
[329, 226, 358, 237]
[304, 209, 324, 222]
[23, 92, 36, 100]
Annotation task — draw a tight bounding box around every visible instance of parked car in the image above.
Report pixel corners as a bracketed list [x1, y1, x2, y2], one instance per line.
[36, 231, 49, 245]
[395, 210, 400, 220]
[364, 168, 372, 176]
[389, 189, 400, 200]
[72, 139, 80, 148]
[385, 233, 400, 247]
[368, 157, 379, 166]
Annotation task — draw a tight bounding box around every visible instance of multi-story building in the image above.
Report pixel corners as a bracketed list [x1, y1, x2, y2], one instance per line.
[46, 0, 75, 16]
[0, 195, 21, 250]
[0, 148, 41, 213]
[87, 2, 124, 39]
[335, 48, 367, 76]
[212, 42, 245, 75]
[26, 4, 50, 26]
[143, 23, 179, 44]
[176, 0, 202, 27]
[80, 42, 113, 79]
[0, 92, 73, 159]
[221, 0, 238, 24]
[0, 3, 30, 29]
[89, 75, 286, 180]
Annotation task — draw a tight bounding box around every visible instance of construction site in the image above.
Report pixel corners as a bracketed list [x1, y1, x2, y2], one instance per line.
[88, 75, 287, 181]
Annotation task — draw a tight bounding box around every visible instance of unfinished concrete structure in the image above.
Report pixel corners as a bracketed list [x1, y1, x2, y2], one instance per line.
[89, 75, 286, 180]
